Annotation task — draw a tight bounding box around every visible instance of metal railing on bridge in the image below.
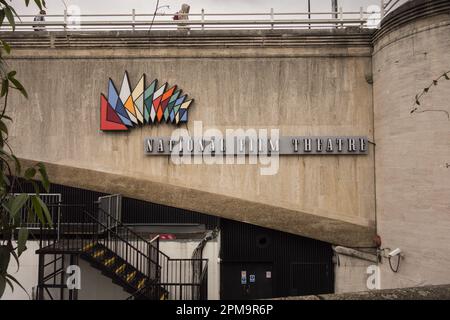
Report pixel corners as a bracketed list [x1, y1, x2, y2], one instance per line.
[0, 6, 394, 32]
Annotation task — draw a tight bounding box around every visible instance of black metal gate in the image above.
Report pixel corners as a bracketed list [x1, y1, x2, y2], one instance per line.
[220, 219, 334, 299]
[221, 262, 273, 300]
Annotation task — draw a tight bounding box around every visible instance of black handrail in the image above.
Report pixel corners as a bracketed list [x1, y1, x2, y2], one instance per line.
[83, 209, 154, 260]
[39, 204, 163, 291]
[37, 202, 209, 301]
[97, 207, 157, 249]
[83, 208, 160, 284]
[126, 258, 208, 300]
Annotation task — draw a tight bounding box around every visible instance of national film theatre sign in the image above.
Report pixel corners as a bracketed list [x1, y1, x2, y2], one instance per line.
[143, 136, 368, 156]
[100, 72, 368, 157]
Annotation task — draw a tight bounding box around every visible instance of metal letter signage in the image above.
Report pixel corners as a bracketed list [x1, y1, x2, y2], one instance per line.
[100, 72, 194, 131]
[143, 137, 368, 156]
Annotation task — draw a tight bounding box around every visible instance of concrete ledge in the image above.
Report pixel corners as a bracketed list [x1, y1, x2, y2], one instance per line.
[0, 28, 373, 50]
[374, 0, 450, 42]
[275, 285, 450, 300]
[17, 159, 376, 247]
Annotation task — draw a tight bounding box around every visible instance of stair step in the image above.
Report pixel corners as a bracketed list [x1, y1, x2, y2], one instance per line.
[125, 271, 137, 283]
[103, 257, 116, 267]
[137, 278, 146, 290]
[92, 250, 106, 258]
[82, 242, 95, 252]
[115, 264, 126, 275]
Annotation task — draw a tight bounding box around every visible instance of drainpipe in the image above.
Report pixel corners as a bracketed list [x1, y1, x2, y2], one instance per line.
[333, 246, 378, 263]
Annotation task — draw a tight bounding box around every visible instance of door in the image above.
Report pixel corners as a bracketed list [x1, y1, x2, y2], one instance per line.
[221, 262, 273, 300]
[290, 263, 333, 296]
[97, 195, 122, 233]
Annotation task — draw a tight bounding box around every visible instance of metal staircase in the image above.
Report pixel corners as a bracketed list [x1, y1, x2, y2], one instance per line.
[34, 195, 207, 300]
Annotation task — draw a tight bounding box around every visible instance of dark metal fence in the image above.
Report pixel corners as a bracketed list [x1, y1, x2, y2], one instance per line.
[13, 193, 61, 231]
[30, 196, 209, 300]
[38, 204, 161, 288]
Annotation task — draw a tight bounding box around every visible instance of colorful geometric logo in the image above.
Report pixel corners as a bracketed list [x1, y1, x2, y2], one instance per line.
[100, 72, 194, 131]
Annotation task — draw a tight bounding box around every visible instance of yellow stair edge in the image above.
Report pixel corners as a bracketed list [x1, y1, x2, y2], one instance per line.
[82, 243, 95, 252]
[104, 257, 115, 267]
[137, 278, 146, 290]
[115, 264, 126, 274]
[92, 250, 105, 258]
[126, 271, 136, 283]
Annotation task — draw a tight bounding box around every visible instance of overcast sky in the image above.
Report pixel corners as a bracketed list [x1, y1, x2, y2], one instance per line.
[14, 0, 403, 16]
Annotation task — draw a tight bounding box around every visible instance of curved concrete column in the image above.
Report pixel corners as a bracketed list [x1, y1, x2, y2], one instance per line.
[373, 0, 450, 288]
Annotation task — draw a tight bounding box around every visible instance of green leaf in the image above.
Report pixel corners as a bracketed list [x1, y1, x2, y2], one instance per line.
[9, 77, 28, 99]
[30, 196, 44, 225]
[37, 163, 49, 192]
[10, 194, 29, 219]
[0, 10, 5, 27]
[1, 202, 12, 215]
[29, 180, 40, 195]
[1, 79, 9, 97]
[1, 40, 10, 54]
[1, 172, 10, 187]
[7, 71, 16, 78]
[35, 196, 52, 227]
[4, 7, 15, 31]
[0, 119, 8, 135]
[5, 274, 30, 299]
[5, 277, 13, 293]
[24, 167, 36, 180]
[0, 275, 6, 298]
[17, 228, 28, 257]
[25, 0, 31, 7]
[34, 0, 43, 10]
[11, 154, 21, 175]
[0, 245, 10, 274]
[8, 6, 21, 22]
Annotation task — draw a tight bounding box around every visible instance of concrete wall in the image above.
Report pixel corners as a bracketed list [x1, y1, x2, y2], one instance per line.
[77, 259, 130, 300]
[4, 29, 376, 247]
[373, 2, 450, 288]
[334, 255, 373, 293]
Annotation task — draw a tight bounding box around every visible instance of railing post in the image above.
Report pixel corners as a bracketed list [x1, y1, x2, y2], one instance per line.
[132, 9, 136, 32]
[339, 6, 343, 28]
[57, 202, 61, 241]
[156, 237, 160, 280]
[37, 254, 44, 300]
[39, 223, 43, 249]
[380, 0, 385, 20]
[308, 1, 311, 29]
[147, 243, 151, 282]
[201, 8, 205, 31]
[270, 8, 274, 30]
[360, 7, 364, 28]
[64, 9, 67, 31]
